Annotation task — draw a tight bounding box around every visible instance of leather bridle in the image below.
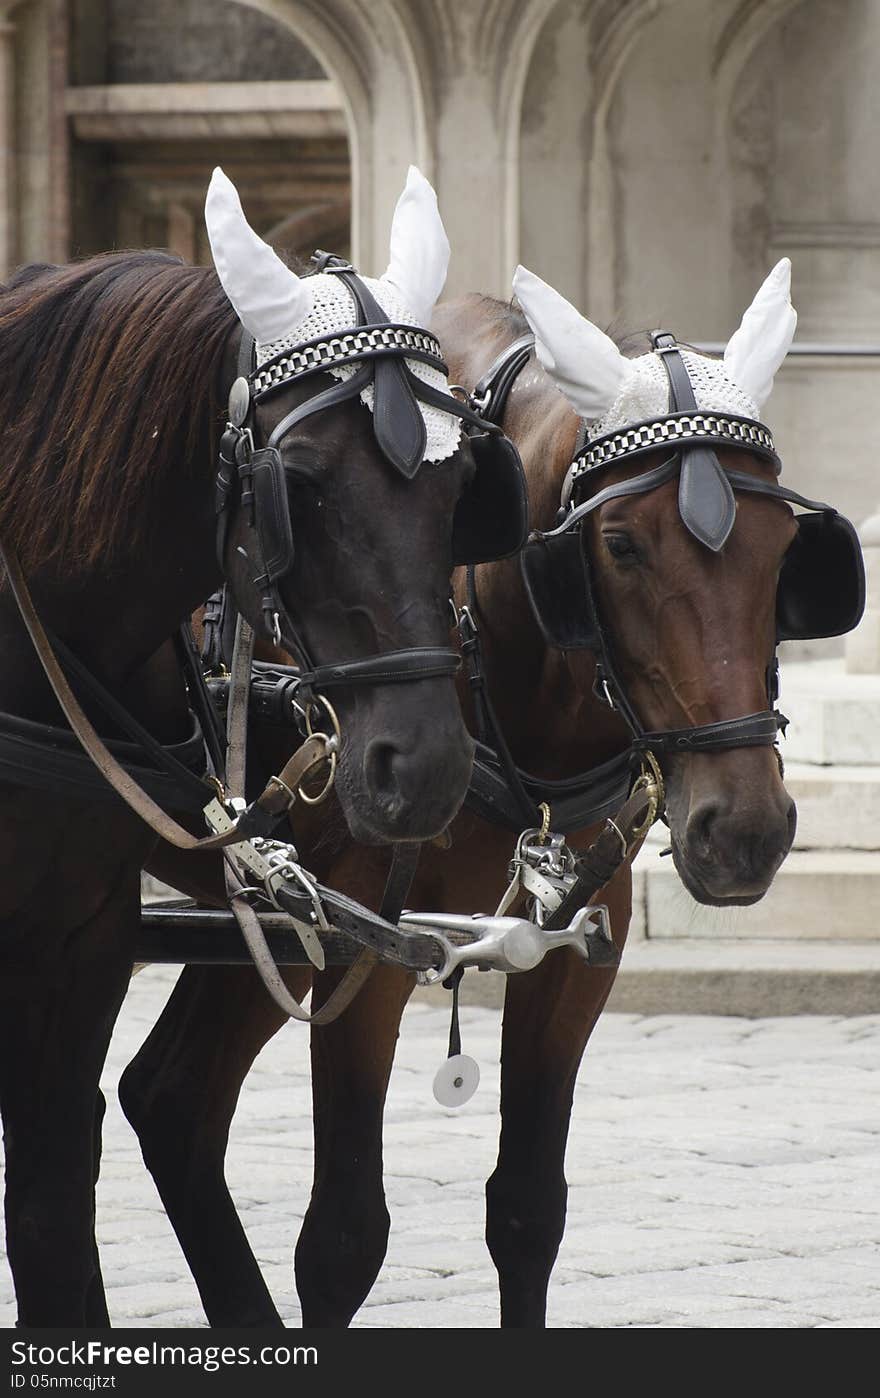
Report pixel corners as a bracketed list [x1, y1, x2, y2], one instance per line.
[519, 328, 815, 756]
[215, 255, 507, 707]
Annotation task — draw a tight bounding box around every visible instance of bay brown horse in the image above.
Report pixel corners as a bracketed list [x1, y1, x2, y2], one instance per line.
[0, 252, 478, 1326]
[123, 290, 798, 1327]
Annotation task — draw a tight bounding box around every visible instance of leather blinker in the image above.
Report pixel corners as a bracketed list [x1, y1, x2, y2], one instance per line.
[653, 331, 736, 552]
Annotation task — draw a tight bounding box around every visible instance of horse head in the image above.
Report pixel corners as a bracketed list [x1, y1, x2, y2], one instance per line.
[515, 261, 863, 905]
[205, 168, 497, 845]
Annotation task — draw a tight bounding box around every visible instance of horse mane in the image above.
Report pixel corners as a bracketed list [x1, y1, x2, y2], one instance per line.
[0, 251, 238, 573]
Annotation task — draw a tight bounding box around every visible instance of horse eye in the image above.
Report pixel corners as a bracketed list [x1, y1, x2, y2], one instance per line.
[604, 532, 640, 562]
[283, 456, 324, 491]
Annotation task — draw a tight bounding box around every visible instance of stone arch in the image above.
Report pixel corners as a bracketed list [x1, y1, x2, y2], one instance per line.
[235, 0, 432, 271]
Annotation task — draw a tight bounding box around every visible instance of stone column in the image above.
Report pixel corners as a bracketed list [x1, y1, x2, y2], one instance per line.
[845, 509, 880, 673]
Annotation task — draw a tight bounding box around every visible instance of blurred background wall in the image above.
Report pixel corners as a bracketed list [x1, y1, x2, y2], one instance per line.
[2, 0, 878, 604]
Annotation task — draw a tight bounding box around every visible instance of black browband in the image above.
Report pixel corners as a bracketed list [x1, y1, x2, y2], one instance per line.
[216, 255, 499, 701]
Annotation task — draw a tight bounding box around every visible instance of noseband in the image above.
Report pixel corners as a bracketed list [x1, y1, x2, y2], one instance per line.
[215, 254, 506, 703]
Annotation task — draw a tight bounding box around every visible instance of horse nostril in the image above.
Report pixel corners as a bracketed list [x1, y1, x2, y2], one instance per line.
[685, 799, 717, 863]
[363, 738, 404, 805]
[785, 796, 797, 845]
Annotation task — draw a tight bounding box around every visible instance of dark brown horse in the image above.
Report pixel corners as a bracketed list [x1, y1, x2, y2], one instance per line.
[0, 249, 479, 1326]
[121, 283, 826, 1328]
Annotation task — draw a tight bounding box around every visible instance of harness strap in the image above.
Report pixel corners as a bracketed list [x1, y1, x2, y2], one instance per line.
[460, 566, 540, 828]
[223, 615, 378, 1025]
[540, 780, 660, 934]
[223, 621, 421, 1024]
[0, 540, 330, 851]
[174, 622, 227, 779]
[337, 271, 426, 477]
[632, 709, 787, 753]
[469, 334, 535, 418]
[456, 339, 638, 830]
[45, 626, 212, 807]
[466, 740, 633, 835]
[297, 647, 460, 698]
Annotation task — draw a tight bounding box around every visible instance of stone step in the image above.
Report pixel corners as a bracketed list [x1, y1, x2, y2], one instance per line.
[785, 762, 880, 849]
[413, 940, 880, 1017]
[639, 763, 880, 851]
[779, 658, 880, 764]
[610, 937, 880, 1016]
[633, 847, 880, 941]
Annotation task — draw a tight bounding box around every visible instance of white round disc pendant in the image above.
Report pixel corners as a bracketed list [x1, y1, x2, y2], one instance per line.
[433, 1054, 480, 1108]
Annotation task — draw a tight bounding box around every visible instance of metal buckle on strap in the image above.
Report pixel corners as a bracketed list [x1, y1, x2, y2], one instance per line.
[497, 823, 578, 925]
[457, 604, 478, 652]
[265, 773, 297, 811]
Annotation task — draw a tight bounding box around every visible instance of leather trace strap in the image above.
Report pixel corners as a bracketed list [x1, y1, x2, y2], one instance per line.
[221, 616, 377, 1026]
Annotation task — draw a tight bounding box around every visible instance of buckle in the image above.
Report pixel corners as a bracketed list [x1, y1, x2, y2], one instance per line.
[457, 604, 478, 646]
[312, 250, 354, 274]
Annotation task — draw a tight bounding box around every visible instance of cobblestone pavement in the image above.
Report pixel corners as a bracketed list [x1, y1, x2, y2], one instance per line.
[2, 966, 880, 1328]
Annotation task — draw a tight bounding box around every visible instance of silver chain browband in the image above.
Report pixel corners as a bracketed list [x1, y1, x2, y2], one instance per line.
[251, 324, 447, 399]
[571, 411, 777, 479]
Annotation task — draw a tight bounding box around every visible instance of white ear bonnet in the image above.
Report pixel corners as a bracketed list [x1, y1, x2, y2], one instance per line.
[512, 259, 797, 435]
[205, 166, 460, 464]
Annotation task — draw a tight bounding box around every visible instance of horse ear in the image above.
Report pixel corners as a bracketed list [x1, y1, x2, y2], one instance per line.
[512, 265, 633, 419]
[379, 166, 450, 323]
[723, 258, 797, 411]
[205, 167, 312, 342]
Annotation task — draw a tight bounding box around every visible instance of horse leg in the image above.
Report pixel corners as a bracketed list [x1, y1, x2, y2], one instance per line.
[84, 1089, 111, 1326]
[295, 965, 415, 1328]
[118, 964, 306, 1328]
[0, 891, 137, 1326]
[485, 868, 633, 1328]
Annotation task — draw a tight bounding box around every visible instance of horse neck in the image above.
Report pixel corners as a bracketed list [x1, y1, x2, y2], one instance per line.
[438, 298, 630, 776]
[0, 420, 222, 722]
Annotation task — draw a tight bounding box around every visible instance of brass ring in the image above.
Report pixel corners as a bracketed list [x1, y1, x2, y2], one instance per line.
[299, 695, 342, 805]
[305, 692, 342, 745]
[537, 801, 551, 844]
[629, 749, 665, 844]
[297, 746, 337, 806]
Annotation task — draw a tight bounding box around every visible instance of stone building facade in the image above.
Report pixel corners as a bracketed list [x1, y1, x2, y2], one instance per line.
[2, 0, 879, 577]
